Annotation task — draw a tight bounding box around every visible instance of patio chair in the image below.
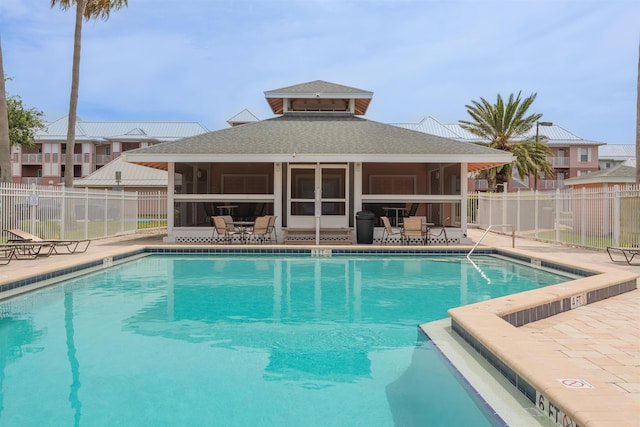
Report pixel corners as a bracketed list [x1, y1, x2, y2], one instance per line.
[0, 245, 15, 265]
[4, 228, 90, 255]
[401, 217, 425, 245]
[380, 216, 401, 244]
[221, 215, 239, 233]
[606, 246, 639, 265]
[247, 216, 271, 244]
[403, 203, 419, 218]
[426, 217, 449, 246]
[0, 242, 56, 260]
[426, 226, 449, 246]
[266, 215, 277, 243]
[211, 216, 240, 244]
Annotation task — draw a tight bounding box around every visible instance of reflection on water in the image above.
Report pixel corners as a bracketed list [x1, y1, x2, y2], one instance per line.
[0, 308, 45, 421]
[64, 292, 81, 427]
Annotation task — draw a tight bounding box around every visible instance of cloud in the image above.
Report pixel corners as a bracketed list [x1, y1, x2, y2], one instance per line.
[2, 0, 639, 143]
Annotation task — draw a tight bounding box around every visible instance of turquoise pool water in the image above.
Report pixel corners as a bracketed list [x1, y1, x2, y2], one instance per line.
[0, 254, 571, 426]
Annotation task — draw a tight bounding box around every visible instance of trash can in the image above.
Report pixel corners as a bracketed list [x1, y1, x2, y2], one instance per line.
[356, 210, 375, 244]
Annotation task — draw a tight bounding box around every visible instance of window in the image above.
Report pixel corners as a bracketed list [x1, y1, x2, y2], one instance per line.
[369, 175, 416, 194]
[222, 174, 269, 194]
[475, 179, 488, 190]
[578, 148, 591, 163]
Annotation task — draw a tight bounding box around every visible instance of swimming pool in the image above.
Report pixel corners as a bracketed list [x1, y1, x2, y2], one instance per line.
[0, 254, 572, 426]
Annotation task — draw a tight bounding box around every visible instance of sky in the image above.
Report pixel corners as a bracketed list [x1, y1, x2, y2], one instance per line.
[1, 0, 639, 144]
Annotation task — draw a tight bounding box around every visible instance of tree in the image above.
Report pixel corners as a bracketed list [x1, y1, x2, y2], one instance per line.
[0, 37, 10, 183]
[7, 96, 45, 147]
[52, 0, 128, 187]
[459, 91, 554, 189]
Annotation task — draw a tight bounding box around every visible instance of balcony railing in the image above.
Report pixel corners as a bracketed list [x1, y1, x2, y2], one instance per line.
[540, 179, 566, 190]
[546, 156, 570, 167]
[21, 177, 43, 185]
[21, 153, 43, 164]
[95, 154, 112, 165]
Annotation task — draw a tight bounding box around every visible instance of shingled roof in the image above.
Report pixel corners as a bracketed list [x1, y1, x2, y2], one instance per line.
[264, 80, 373, 115]
[74, 156, 167, 188]
[125, 113, 512, 172]
[564, 164, 636, 185]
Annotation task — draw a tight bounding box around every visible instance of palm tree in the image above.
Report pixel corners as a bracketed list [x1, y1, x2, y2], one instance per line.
[51, 0, 128, 187]
[0, 37, 11, 183]
[459, 91, 554, 190]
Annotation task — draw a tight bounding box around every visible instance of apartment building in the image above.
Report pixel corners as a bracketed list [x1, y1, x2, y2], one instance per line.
[11, 116, 208, 186]
[394, 116, 603, 191]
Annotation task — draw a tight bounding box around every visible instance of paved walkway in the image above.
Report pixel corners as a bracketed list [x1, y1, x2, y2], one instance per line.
[465, 228, 640, 426]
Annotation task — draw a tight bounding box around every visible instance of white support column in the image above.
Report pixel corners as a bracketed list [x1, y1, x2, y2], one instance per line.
[166, 162, 175, 242]
[354, 161, 363, 207]
[353, 162, 363, 243]
[273, 162, 283, 242]
[460, 163, 468, 238]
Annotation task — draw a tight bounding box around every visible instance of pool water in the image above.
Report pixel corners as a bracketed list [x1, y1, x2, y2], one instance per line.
[0, 254, 571, 426]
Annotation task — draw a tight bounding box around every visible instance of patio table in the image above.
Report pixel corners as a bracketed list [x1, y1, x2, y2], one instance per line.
[232, 221, 255, 243]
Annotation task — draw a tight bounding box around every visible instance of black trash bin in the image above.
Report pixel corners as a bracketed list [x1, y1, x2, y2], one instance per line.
[356, 210, 375, 244]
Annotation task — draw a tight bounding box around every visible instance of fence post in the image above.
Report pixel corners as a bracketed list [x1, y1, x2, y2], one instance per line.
[580, 187, 587, 247]
[102, 189, 108, 238]
[84, 188, 89, 240]
[534, 190, 539, 239]
[29, 183, 37, 235]
[555, 189, 561, 242]
[516, 190, 520, 232]
[83, 187, 89, 238]
[128, 190, 133, 234]
[502, 189, 507, 226]
[157, 191, 161, 227]
[612, 185, 620, 247]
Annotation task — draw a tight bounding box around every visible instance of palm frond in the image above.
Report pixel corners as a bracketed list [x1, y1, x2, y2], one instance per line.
[460, 91, 550, 188]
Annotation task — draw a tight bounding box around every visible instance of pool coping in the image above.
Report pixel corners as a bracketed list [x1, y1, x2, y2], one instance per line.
[445, 247, 639, 427]
[1, 243, 638, 426]
[0, 245, 499, 297]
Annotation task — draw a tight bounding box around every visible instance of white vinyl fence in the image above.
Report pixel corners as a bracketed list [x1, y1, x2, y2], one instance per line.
[468, 184, 640, 250]
[0, 183, 167, 241]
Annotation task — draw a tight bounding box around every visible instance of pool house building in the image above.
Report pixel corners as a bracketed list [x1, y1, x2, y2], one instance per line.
[125, 80, 513, 244]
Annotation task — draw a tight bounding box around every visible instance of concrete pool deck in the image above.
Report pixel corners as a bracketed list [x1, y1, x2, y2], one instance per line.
[0, 229, 638, 426]
[446, 230, 639, 427]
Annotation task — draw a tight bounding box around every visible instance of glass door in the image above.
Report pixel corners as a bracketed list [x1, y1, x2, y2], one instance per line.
[288, 164, 348, 229]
